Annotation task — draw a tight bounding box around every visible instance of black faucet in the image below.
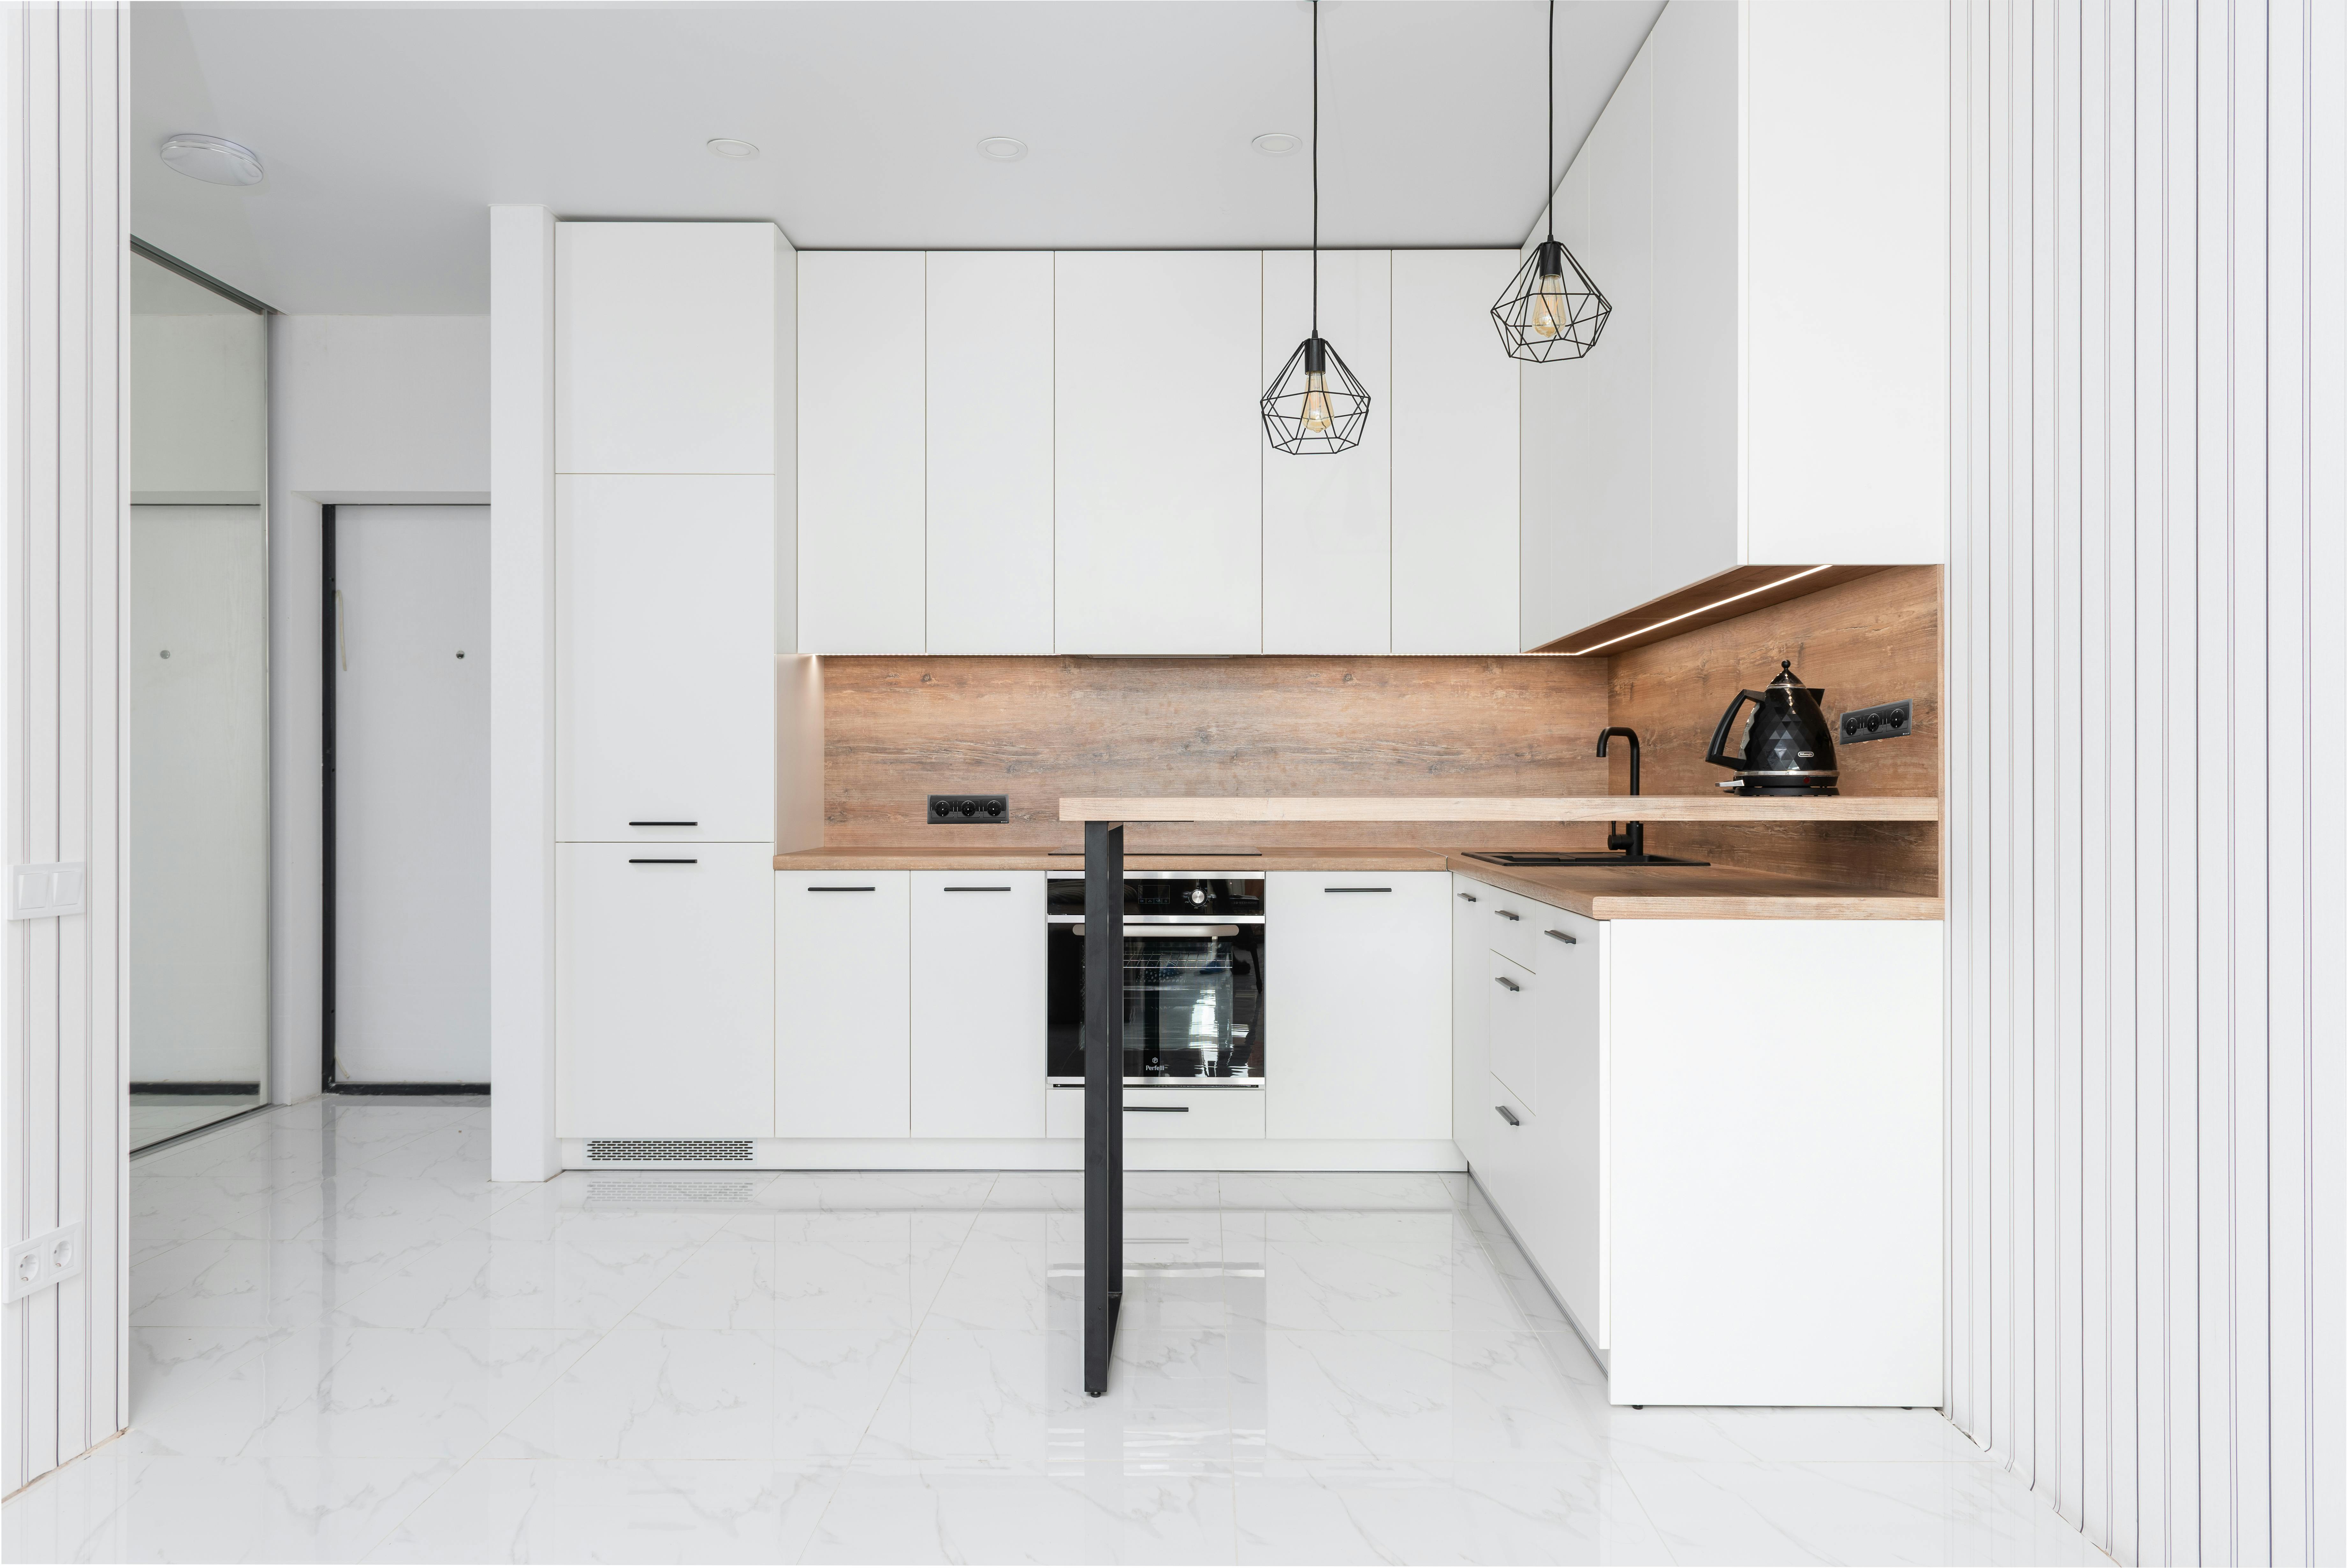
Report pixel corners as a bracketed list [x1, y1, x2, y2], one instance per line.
[1596, 727, 1644, 860]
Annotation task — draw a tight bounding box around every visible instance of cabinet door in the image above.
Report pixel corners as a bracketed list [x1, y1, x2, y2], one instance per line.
[1488, 952, 1538, 1112]
[1054, 252, 1261, 654]
[1262, 250, 1391, 653]
[1263, 871, 1449, 1140]
[1451, 878, 1495, 1165]
[555, 222, 776, 476]
[556, 844, 774, 1137]
[775, 873, 910, 1138]
[909, 871, 1046, 1136]
[1529, 909, 1605, 1339]
[1391, 250, 1520, 653]
[925, 253, 1055, 654]
[555, 474, 775, 843]
[799, 251, 926, 652]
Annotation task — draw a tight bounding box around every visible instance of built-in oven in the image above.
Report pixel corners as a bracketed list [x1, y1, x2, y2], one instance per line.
[1046, 873, 1265, 1085]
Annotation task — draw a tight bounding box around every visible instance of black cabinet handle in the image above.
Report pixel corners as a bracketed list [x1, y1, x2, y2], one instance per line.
[808, 885, 876, 892]
[1495, 1105, 1521, 1127]
[1457, 891, 1479, 903]
[1126, 1105, 1189, 1113]
[1495, 909, 1521, 921]
[628, 820, 698, 827]
[1493, 975, 1520, 992]
[944, 886, 1012, 892]
[1325, 887, 1392, 894]
[629, 858, 697, 865]
[1544, 928, 1578, 944]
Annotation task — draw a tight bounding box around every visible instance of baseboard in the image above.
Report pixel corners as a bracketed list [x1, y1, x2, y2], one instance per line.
[558, 1136, 1467, 1173]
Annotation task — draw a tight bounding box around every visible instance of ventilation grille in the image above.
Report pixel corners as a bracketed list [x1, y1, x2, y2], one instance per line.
[585, 1138, 754, 1164]
[588, 1178, 760, 1207]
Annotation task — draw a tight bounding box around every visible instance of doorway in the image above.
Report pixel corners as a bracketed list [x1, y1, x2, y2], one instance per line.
[324, 503, 491, 1090]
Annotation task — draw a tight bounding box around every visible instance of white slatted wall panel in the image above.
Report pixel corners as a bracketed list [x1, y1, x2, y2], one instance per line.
[1947, 1, 2344, 1564]
[3, 0, 128, 1495]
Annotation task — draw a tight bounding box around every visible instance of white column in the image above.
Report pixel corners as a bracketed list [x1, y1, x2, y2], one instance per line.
[488, 205, 559, 1182]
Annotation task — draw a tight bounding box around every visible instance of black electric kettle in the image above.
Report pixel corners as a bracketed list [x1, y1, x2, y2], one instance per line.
[1705, 660, 1840, 796]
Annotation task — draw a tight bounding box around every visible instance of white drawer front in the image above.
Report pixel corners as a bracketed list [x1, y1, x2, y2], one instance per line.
[1482, 890, 1541, 971]
[1046, 1085, 1267, 1140]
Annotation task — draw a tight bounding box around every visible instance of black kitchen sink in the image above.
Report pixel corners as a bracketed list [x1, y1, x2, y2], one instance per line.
[1463, 851, 1711, 868]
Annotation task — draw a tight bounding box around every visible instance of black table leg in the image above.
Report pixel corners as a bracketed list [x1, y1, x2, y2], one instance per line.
[1083, 819, 1124, 1397]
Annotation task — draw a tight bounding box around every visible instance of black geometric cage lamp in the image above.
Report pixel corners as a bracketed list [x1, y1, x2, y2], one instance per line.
[1262, 0, 1370, 454]
[1491, 0, 1609, 362]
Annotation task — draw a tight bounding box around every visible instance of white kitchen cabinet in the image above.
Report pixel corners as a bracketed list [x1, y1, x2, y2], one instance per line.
[775, 872, 910, 1138]
[1487, 952, 1538, 1113]
[554, 474, 774, 843]
[1054, 251, 1262, 654]
[1046, 1085, 1266, 1140]
[1520, 1, 1948, 649]
[556, 843, 774, 1138]
[924, 253, 1055, 654]
[1262, 871, 1448, 1140]
[555, 222, 779, 476]
[1391, 250, 1521, 654]
[909, 871, 1046, 1137]
[1528, 907, 1605, 1342]
[799, 251, 927, 653]
[1261, 250, 1392, 654]
[1450, 878, 1496, 1169]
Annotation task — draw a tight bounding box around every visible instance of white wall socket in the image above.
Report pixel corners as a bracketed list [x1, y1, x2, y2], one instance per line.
[5, 1221, 84, 1303]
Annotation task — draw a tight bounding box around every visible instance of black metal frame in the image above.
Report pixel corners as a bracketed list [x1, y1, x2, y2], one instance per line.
[1082, 819, 1125, 1396]
[1490, 0, 1611, 363]
[320, 502, 491, 1098]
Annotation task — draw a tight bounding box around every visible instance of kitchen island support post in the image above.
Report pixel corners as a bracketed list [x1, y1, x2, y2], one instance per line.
[1083, 819, 1124, 1395]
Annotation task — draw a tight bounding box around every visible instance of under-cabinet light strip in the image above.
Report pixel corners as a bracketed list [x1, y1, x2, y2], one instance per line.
[1571, 565, 1836, 656]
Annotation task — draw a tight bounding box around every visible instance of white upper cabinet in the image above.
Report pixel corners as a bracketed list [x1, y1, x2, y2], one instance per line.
[1391, 250, 1521, 654]
[555, 223, 778, 475]
[1055, 251, 1262, 654]
[554, 474, 776, 842]
[799, 251, 927, 653]
[1520, 0, 1948, 649]
[1261, 250, 1392, 654]
[924, 254, 1055, 654]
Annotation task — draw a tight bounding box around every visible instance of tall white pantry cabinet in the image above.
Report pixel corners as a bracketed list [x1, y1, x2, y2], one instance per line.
[552, 222, 787, 1142]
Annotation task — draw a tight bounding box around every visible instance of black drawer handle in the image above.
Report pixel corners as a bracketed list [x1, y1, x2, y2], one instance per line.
[1544, 928, 1578, 944]
[1126, 1105, 1189, 1113]
[1325, 887, 1391, 893]
[1457, 891, 1479, 903]
[628, 820, 698, 827]
[1495, 1105, 1521, 1127]
[944, 886, 1012, 892]
[1495, 909, 1521, 921]
[1493, 975, 1520, 992]
[629, 858, 697, 865]
[808, 885, 876, 892]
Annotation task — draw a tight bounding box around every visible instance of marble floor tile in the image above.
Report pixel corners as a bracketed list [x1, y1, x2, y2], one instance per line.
[806, 1460, 1239, 1565]
[368, 1459, 844, 1564]
[1232, 1459, 1673, 1566]
[1218, 1172, 1466, 1212]
[1248, 1329, 1610, 1465]
[754, 1171, 999, 1211]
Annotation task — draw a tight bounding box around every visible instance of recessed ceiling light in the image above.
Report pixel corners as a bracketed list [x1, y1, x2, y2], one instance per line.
[976, 136, 1028, 162]
[1252, 132, 1303, 156]
[706, 138, 759, 160]
[159, 133, 263, 187]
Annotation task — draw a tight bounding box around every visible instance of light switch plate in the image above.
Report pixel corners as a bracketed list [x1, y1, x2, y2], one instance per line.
[9, 862, 86, 919]
[6, 1221, 82, 1302]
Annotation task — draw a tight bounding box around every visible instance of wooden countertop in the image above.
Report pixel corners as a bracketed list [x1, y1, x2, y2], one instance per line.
[1055, 795, 1940, 823]
[771, 846, 1941, 919]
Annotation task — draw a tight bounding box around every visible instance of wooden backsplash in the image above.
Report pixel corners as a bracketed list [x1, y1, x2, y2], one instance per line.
[1607, 565, 1943, 894]
[822, 655, 1614, 849]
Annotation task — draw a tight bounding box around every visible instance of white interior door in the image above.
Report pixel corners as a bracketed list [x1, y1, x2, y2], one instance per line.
[333, 504, 490, 1083]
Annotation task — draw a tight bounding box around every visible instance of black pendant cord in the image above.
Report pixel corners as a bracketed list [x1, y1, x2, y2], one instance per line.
[1310, 0, 1320, 339]
[1544, 0, 1556, 244]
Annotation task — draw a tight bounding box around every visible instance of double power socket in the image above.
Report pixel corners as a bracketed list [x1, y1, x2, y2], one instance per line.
[6, 1221, 84, 1303]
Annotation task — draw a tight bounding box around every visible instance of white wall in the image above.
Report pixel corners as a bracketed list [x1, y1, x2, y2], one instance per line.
[269, 315, 488, 1102]
[3, 0, 130, 1495]
[1947, 3, 2344, 1564]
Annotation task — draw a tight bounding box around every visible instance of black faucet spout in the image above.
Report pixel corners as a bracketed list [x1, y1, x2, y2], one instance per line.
[1596, 727, 1645, 859]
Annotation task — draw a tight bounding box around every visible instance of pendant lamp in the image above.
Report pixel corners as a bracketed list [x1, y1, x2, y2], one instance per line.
[1491, 0, 1609, 361]
[1262, 0, 1370, 455]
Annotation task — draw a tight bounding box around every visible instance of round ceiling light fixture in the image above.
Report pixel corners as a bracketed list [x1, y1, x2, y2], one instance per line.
[159, 133, 263, 187]
[1251, 131, 1303, 156]
[975, 136, 1028, 162]
[706, 138, 759, 159]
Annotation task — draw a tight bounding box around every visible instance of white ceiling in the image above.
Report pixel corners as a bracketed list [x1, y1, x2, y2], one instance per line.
[131, 0, 1664, 315]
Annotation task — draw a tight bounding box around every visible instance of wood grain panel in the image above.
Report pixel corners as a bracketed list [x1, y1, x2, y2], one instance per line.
[821, 655, 1613, 850]
[1605, 564, 1942, 893]
[1528, 564, 1890, 655]
[1056, 796, 1940, 823]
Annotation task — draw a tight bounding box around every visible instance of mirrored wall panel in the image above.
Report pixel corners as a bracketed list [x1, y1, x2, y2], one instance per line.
[128, 246, 269, 1149]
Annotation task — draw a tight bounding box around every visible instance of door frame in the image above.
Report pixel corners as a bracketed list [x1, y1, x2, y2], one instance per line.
[321, 502, 492, 1095]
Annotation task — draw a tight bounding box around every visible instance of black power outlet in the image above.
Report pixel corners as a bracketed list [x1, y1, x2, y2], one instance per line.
[927, 794, 1009, 824]
[1837, 699, 1914, 745]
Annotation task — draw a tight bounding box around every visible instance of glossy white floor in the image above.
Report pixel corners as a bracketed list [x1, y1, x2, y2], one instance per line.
[2, 1100, 2109, 1566]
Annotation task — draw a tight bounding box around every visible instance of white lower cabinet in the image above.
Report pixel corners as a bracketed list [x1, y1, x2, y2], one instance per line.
[909, 871, 1046, 1137]
[557, 843, 775, 1138]
[1047, 1085, 1266, 1140]
[1264, 871, 1450, 1140]
[1450, 877, 1495, 1169]
[775, 871, 910, 1137]
[1528, 908, 1605, 1343]
[1487, 952, 1539, 1114]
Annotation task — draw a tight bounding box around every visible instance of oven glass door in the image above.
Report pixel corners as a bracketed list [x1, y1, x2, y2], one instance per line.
[1046, 925, 1264, 1083]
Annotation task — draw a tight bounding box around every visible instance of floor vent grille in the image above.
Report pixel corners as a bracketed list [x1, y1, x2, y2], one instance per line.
[584, 1138, 754, 1164]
